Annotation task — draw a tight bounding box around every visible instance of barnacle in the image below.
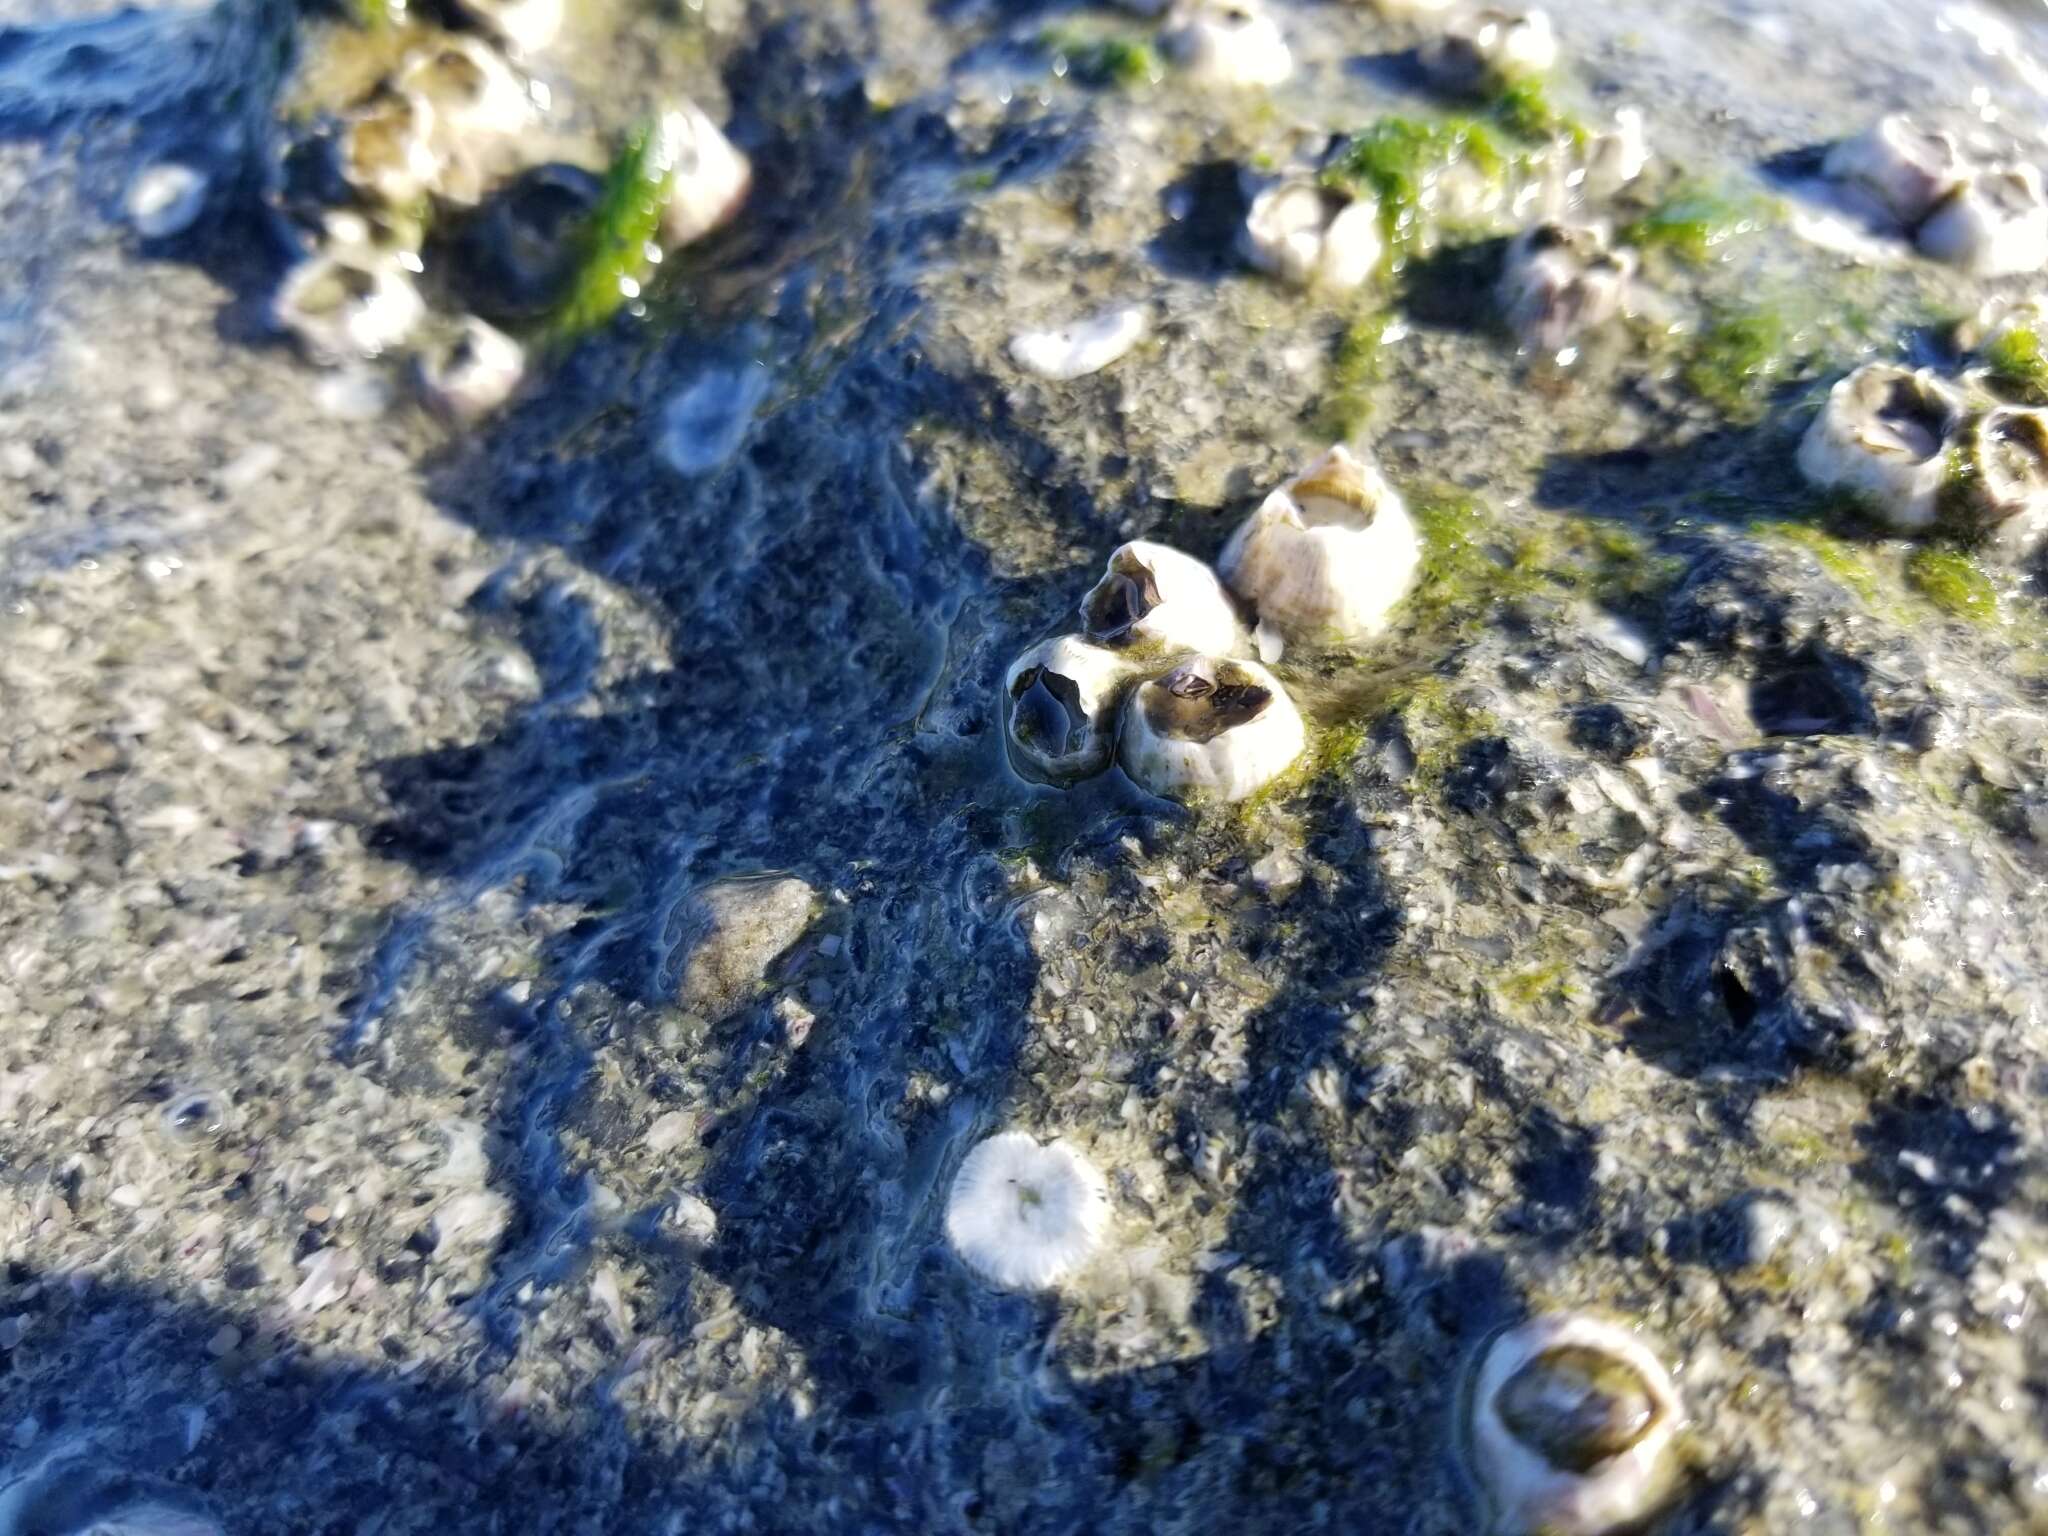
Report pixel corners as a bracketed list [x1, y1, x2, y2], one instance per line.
[1461, 1313, 1683, 1536]
[1917, 164, 2048, 278]
[1821, 113, 1966, 226]
[448, 0, 561, 55]
[339, 90, 440, 209]
[1939, 406, 2048, 545]
[272, 247, 426, 364]
[1496, 219, 1636, 353]
[393, 38, 532, 205]
[658, 101, 753, 251]
[1118, 655, 1307, 802]
[1219, 445, 1419, 645]
[1796, 364, 1963, 530]
[945, 1131, 1110, 1289]
[1008, 306, 1149, 380]
[1239, 177, 1382, 290]
[417, 315, 526, 422]
[1081, 540, 1246, 657]
[1163, 0, 1294, 88]
[1003, 634, 1144, 786]
[1420, 8, 1558, 95]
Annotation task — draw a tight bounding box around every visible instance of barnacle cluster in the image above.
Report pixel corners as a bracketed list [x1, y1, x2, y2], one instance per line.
[1823, 113, 2048, 276]
[1799, 358, 2048, 547]
[264, 15, 749, 420]
[1001, 445, 1417, 803]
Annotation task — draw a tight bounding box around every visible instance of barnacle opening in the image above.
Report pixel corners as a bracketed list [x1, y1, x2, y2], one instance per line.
[1858, 372, 1953, 460]
[1084, 550, 1167, 644]
[1146, 661, 1275, 742]
[1009, 665, 1089, 756]
[1495, 1344, 1664, 1475]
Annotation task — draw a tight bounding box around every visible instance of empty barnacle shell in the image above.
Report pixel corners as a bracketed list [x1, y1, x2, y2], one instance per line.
[1797, 363, 1964, 530]
[1119, 656, 1307, 802]
[1939, 407, 2048, 543]
[1219, 445, 1420, 644]
[1004, 634, 1144, 786]
[1496, 220, 1635, 354]
[273, 247, 425, 365]
[393, 38, 532, 204]
[449, 0, 561, 55]
[945, 1131, 1110, 1290]
[658, 102, 753, 251]
[1821, 113, 1967, 227]
[339, 90, 440, 209]
[417, 314, 526, 422]
[1081, 540, 1247, 657]
[1163, 0, 1294, 88]
[1420, 8, 1558, 94]
[1917, 164, 2048, 278]
[1461, 1313, 1683, 1536]
[1239, 177, 1383, 291]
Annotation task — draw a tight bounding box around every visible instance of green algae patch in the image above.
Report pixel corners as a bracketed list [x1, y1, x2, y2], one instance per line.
[349, 0, 392, 28]
[1487, 76, 1587, 147]
[1621, 182, 1772, 265]
[1401, 488, 1528, 630]
[1323, 116, 1506, 250]
[1316, 309, 1394, 437]
[1683, 303, 1796, 423]
[546, 120, 676, 343]
[1039, 25, 1162, 88]
[1905, 547, 1998, 623]
[1983, 324, 2048, 404]
[1751, 520, 1883, 606]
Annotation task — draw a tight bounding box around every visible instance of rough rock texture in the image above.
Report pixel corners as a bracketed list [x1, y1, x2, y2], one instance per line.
[672, 874, 818, 1019]
[1, 0, 2047, 1533]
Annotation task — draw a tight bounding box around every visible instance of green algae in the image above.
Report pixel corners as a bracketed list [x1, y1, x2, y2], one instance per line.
[1683, 303, 1796, 422]
[1905, 547, 1998, 623]
[1983, 325, 2048, 404]
[1039, 25, 1162, 88]
[1621, 182, 1772, 265]
[546, 120, 676, 342]
[1487, 76, 1587, 147]
[1322, 116, 1506, 249]
[1753, 520, 1882, 606]
[1316, 309, 1393, 438]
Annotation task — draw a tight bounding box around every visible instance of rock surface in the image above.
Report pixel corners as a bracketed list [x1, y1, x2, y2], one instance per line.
[672, 874, 817, 1018]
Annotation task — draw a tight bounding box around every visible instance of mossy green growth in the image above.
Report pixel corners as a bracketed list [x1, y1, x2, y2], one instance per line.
[1323, 117, 1506, 248]
[1750, 520, 1882, 606]
[1682, 302, 1796, 423]
[1317, 310, 1392, 437]
[1487, 76, 1587, 147]
[546, 120, 676, 343]
[1905, 546, 1998, 623]
[1038, 25, 1162, 87]
[347, 0, 391, 28]
[1983, 324, 2048, 404]
[1621, 182, 1771, 265]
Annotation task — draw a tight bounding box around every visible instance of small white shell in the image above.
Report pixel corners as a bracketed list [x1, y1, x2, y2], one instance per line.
[1796, 364, 1963, 530]
[1008, 306, 1148, 380]
[1822, 113, 1967, 226]
[1163, 0, 1294, 88]
[417, 315, 526, 422]
[1082, 540, 1247, 657]
[125, 162, 209, 239]
[1240, 180, 1382, 291]
[1916, 164, 2048, 277]
[1942, 406, 2048, 544]
[340, 91, 441, 209]
[1581, 108, 1650, 194]
[1463, 1313, 1682, 1536]
[658, 102, 754, 251]
[1003, 634, 1143, 786]
[945, 1131, 1110, 1290]
[1422, 8, 1557, 91]
[1119, 655, 1307, 802]
[273, 249, 426, 365]
[1497, 221, 1636, 353]
[449, 0, 561, 55]
[1220, 445, 1420, 645]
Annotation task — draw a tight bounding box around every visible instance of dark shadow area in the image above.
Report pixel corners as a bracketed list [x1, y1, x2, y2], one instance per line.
[1852, 1089, 2026, 1277]
[1146, 158, 1249, 282]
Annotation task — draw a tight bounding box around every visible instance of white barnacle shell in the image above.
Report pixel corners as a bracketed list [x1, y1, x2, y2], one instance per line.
[1421, 8, 1557, 93]
[1081, 540, 1247, 657]
[1822, 113, 1967, 227]
[1008, 305, 1149, 380]
[657, 101, 754, 251]
[273, 248, 426, 365]
[1580, 107, 1649, 195]
[1796, 363, 1963, 530]
[1239, 178, 1383, 291]
[1163, 0, 1294, 88]
[417, 314, 526, 422]
[1917, 164, 2048, 277]
[1462, 1313, 1682, 1536]
[449, 0, 561, 55]
[394, 38, 532, 204]
[945, 1131, 1110, 1290]
[339, 90, 441, 209]
[1220, 445, 1419, 645]
[1941, 407, 2048, 545]
[1119, 655, 1307, 802]
[1003, 634, 1144, 786]
[1497, 221, 1636, 353]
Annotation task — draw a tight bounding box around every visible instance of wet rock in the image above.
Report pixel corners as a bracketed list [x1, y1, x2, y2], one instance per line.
[672, 875, 818, 1020]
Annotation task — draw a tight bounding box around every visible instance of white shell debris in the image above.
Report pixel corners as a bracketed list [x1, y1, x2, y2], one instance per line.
[1008, 305, 1148, 380]
[1496, 221, 1637, 353]
[417, 315, 526, 422]
[339, 91, 442, 209]
[449, 0, 561, 55]
[1119, 655, 1307, 802]
[1942, 406, 2048, 543]
[1464, 1313, 1682, 1536]
[273, 249, 427, 365]
[1163, 0, 1294, 88]
[1220, 445, 1419, 645]
[1796, 364, 1963, 530]
[124, 162, 208, 239]
[1003, 634, 1142, 786]
[658, 102, 754, 251]
[1916, 164, 2048, 277]
[945, 1131, 1110, 1290]
[1822, 113, 1967, 226]
[1239, 178, 1382, 291]
[1081, 540, 1247, 657]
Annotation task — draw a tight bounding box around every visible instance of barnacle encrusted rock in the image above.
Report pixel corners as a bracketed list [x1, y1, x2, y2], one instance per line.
[672, 875, 818, 1019]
